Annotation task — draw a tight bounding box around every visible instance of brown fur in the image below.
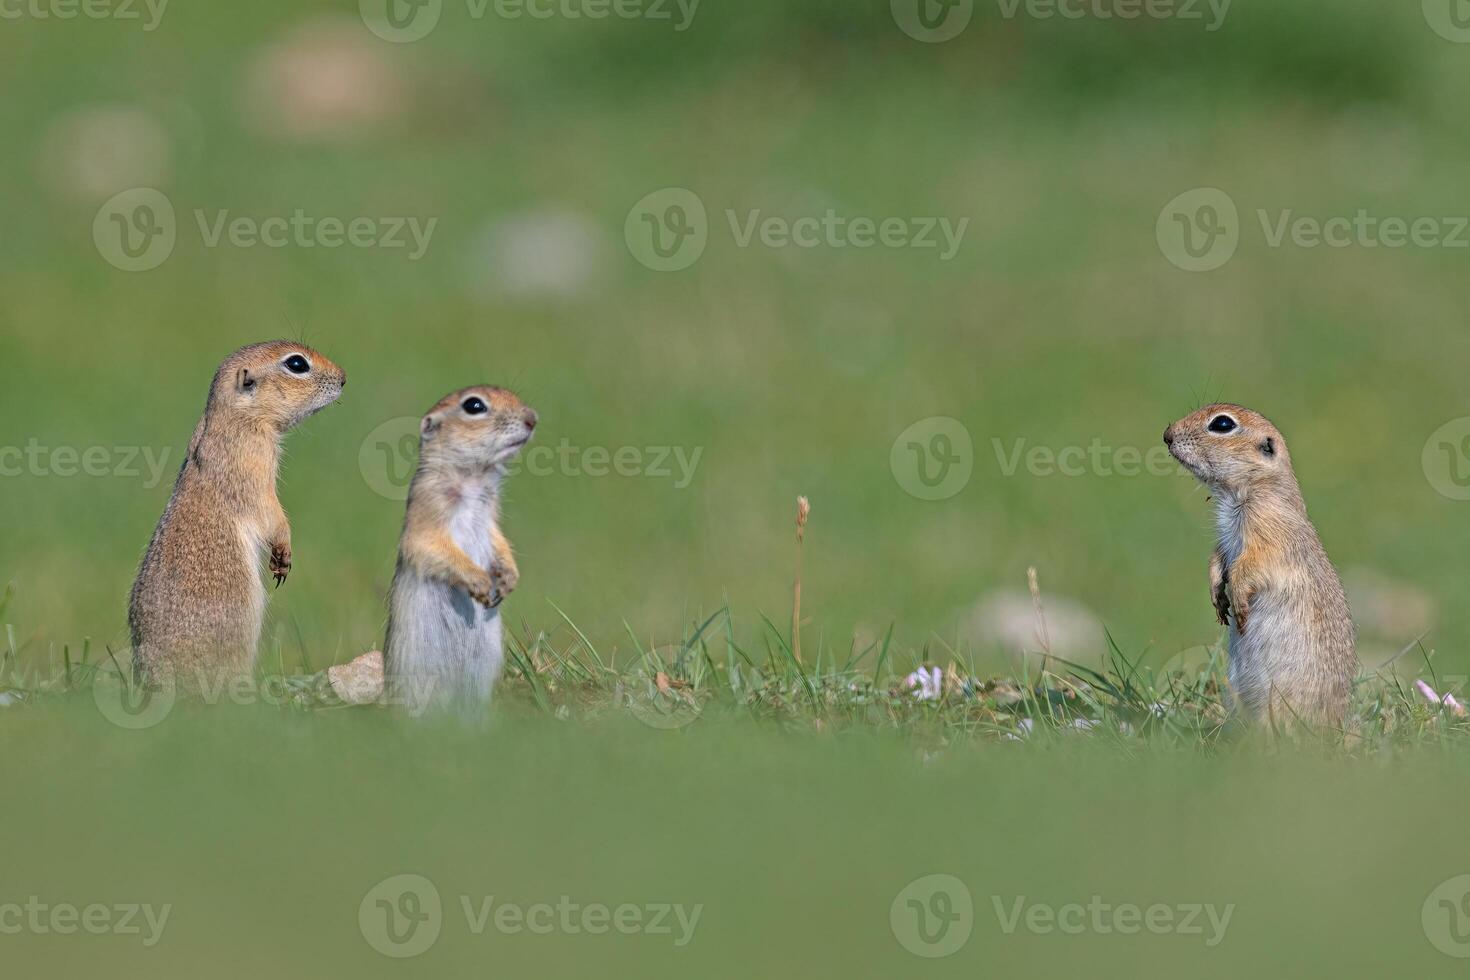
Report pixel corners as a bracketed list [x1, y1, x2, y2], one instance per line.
[129, 341, 346, 693]
[1165, 404, 1357, 730]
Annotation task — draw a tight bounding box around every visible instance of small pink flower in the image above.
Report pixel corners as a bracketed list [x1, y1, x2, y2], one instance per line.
[1415, 680, 1467, 717]
[904, 667, 942, 701]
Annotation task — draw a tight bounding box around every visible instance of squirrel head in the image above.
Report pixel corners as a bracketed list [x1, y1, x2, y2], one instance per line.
[1164, 403, 1294, 497]
[212, 341, 347, 433]
[419, 385, 538, 473]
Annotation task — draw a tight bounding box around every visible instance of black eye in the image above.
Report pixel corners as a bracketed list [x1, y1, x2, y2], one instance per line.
[1208, 415, 1237, 434]
[463, 397, 488, 415]
[284, 355, 310, 375]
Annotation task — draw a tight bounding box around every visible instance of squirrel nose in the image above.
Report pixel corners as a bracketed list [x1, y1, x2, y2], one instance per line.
[1163, 427, 1174, 446]
[523, 409, 538, 430]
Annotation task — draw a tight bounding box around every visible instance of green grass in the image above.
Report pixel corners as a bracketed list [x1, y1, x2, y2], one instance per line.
[5, 640, 1470, 977]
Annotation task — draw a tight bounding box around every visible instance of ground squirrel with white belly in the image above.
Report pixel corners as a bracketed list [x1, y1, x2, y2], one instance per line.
[383, 386, 537, 715]
[1164, 404, 1357, 729]
[129, 341, 346, 692]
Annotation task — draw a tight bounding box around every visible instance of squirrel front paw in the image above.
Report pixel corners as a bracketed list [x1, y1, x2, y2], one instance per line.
[270, 543, 292, 588]
[489, 563, 519, 608]
[1213, 585, 1231, 628]
[1232, 595, 1250, 636]
[463, 569, 498, 610]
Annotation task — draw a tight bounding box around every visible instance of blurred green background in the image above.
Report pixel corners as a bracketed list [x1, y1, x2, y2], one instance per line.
[3, 0, 1469, 674]
[6, 2, 1470, 976]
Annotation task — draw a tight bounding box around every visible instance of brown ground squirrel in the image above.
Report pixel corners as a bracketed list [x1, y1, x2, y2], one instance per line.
[129, 341, 346, 693]
[383, 386, 537, 715]
[1164, 404, 1357, 729]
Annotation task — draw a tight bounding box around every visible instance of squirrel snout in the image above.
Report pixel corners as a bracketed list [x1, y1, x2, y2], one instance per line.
[1162, 427, 1175, 446]
[522, 409, 538, 430]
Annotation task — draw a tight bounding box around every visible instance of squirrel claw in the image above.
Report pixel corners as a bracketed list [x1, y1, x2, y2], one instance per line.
[465, 576, 497, 610]
[270, 547, 292, 588]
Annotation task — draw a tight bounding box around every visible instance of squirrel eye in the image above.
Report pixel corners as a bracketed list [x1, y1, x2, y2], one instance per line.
[462, 397, 488, 415]
[283, 354, 310, 375]
[1207, 415, 1237, 434]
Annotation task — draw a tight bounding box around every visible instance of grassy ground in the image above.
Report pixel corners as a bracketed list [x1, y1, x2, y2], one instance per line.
[5, 647, 1470, 978]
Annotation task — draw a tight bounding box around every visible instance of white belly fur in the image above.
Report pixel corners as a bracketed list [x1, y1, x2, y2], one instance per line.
[385, 499, 505, 716]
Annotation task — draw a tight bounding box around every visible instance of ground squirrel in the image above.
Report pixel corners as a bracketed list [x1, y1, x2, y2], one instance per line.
[383, 386, 537, 715]
[129, 341, 346, 692]
[1164, 404, 1357, 729]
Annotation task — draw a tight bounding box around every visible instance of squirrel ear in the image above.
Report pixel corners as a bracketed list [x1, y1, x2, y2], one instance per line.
[1260, 437, 1275, 457]
[236, 367, 256, 393]
[421, 415, 440, 440]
